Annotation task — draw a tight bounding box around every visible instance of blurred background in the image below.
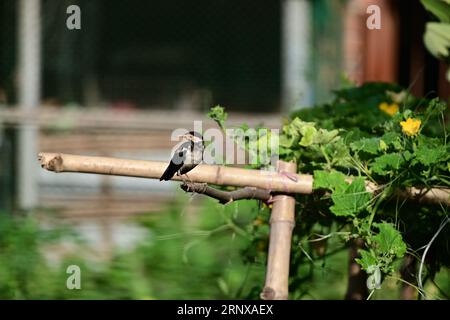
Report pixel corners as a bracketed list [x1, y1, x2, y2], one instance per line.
[0, 0, 448, 299]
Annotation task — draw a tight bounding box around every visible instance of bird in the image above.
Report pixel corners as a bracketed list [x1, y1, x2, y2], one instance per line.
[159, 131, 204, 181]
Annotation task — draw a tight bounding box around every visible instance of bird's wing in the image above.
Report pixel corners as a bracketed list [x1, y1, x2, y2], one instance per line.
[159, 142, 190, 181]
[173, 141, 191, 164]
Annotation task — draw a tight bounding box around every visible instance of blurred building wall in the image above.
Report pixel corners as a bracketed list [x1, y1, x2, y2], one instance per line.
[344, 0, 399, 84]
[343, 0, 450, 100]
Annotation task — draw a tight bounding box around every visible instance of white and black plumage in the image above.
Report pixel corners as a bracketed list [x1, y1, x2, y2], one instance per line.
[159, 131, 204, 181]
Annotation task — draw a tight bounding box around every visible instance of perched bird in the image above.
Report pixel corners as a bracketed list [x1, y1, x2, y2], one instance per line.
[159, 131, 204, 181]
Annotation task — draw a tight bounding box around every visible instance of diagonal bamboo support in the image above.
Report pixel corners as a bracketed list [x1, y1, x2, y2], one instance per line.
[38, 152, 450, 205]
[260, 161, 296, 300]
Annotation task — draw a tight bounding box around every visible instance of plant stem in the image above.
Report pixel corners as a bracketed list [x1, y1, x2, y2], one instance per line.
[320, 145, 332, 169]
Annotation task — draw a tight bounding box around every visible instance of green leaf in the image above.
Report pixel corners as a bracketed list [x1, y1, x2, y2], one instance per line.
[356, 250, 378, 271]
[379, 140, 388, 152]
[373, 222, 407, 258]
[313, 170, 347, 193]
[330, 177, 371, 217]
[379, 132, 403, 151]
[425, 97, 448, 116]
[290, 118, 316, 133]
[299, 125, 317, 147]
[371, 153, 406, 176]
[279, 134, 298, 148]
[282, 118, 340, 148]
[208, 105, 228, 129]
[329, 139, 352, 167]
[423, 22, 450, 58]
[314, 128, 340, 145]
[314, 172, 372, 217]
[380, 132, 401, 145]
[280, 118, 306, 147]
[351, 138, 381, 155]
[421, 0, 450, 23]
[415, 145, 448, 165]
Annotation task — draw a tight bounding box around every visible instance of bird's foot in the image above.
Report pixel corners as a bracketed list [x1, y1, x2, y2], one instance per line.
[183, 173, 194, 184]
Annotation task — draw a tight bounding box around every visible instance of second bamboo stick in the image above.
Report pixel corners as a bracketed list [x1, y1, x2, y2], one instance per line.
[261, 161, 297, 300]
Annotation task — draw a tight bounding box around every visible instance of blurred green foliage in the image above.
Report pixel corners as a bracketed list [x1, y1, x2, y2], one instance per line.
[0, 199, 266, 300]
[0, 190, 448, 299]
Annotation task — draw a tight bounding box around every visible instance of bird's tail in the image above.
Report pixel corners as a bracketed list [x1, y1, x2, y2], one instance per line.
[159, 161, 178, 181]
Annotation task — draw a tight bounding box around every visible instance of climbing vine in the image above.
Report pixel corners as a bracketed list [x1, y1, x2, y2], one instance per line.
[209, 82, 450, 298]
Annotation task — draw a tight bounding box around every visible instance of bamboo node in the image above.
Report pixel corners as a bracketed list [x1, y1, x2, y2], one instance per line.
[268, 218, 295, 228]
[38, 152, 63, 172]
[260, 287, 276, 300]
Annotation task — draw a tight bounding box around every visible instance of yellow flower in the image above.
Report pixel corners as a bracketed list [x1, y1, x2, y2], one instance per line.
[262, 202, 273, 210]
[400, 118, 421, 137]
[378, 102, 399, 116]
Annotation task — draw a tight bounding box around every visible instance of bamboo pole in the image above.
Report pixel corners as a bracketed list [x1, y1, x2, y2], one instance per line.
[38, 152, 313, 193]
[260, 161, 296, 300]
[38, 153, 450, 206]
